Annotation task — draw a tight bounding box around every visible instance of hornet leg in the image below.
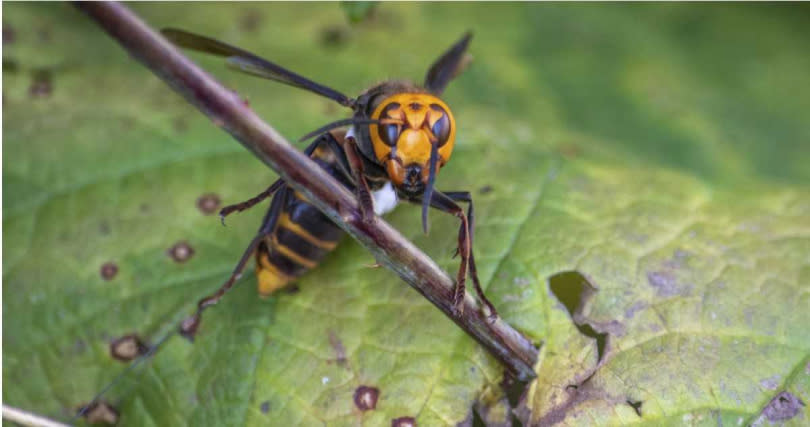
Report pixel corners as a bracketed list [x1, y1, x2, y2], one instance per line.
[180, 185, 289, 339]
[219, 179, 283, 224]
[341, 134, 375, 222]
[443, 191, 498, 320]
[218, 139, 322, 224]
[423, 190, 498, 320]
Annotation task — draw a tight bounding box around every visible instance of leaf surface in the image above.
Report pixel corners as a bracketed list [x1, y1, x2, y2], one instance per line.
[3, 3, 808, 426]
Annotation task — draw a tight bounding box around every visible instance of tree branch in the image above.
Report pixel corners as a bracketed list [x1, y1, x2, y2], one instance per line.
[76, 1, 539, 380]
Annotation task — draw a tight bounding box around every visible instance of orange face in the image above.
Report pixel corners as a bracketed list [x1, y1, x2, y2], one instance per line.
[369, 93, 456, 196]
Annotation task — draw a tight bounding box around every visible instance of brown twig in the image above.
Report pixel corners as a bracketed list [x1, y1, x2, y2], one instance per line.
[76, 2, 539, 380]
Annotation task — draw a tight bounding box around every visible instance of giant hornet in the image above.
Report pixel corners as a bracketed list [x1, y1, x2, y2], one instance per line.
[160, 29, 498, 337]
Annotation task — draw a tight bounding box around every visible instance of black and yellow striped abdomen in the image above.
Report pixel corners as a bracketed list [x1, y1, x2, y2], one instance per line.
[255, 132, 353, 296]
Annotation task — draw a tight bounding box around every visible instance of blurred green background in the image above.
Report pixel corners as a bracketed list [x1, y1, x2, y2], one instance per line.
[3, 3, 809, 426]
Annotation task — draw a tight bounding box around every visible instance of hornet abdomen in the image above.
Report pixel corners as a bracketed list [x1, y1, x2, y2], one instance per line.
[255, 132, 353, 295]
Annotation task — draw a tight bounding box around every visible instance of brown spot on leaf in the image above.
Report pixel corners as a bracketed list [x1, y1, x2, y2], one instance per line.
[196, 193, 221, 215]
[109, 334, 148, 362]
[391, 416, 416, 427]
[79, 401, 119, 425]
[239, 10, 263, 33]
[646, 270, 692, 298]
[478, 185, 493, 194]
[168, 241, 194, 263]
[354, 386, 379, 411]
[760, 375, 781, 391]
[535, 384, 584, 426]
[98, 220, 111, 235]
[328, 330, 347, 366]
[283, 283, 300, 294]
[100, 262, 118, 280]
[763, 391, 804, 422]
[624, 301, 647, 319]
[29, 69, 52, 98]
[320, 25, 350, 48]
[3, 23, 15, 44]
[531, 381, 625, 426]
[179, 313, 201, 341]
[260, 400, 270, 414]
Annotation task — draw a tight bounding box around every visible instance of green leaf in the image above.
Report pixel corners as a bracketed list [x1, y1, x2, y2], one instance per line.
[3, 3, 808, 426]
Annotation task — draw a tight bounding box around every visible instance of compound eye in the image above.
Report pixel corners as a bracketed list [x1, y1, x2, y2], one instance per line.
[380, 124, 401, 146]
[377, 102, 402, 146]
[430, 104, 451, 146]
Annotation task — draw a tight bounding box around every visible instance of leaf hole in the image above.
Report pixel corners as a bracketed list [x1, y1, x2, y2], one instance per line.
[549, 271, 608, 362]
[626, 399, 643, 417]
[495, 370, 532, 426]
[501, 371, 531, 408]
[577, 323, 608, 362]
[471, 405, 486, 427]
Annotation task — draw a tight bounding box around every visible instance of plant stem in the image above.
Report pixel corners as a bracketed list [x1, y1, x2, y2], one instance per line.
[76, 1, 539, 380]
